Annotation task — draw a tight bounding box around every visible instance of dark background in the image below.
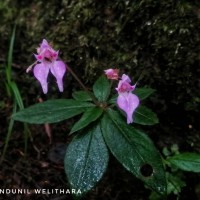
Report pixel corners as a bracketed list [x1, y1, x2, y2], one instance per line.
[0, 0, 200, 199]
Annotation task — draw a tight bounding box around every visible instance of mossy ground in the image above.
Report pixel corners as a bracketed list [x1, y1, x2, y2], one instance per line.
[0, 0, 200, 199]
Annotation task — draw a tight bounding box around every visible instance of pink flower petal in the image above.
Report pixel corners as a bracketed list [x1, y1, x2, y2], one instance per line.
[50, 61, 66, 92]
[121, 74, 131, 83]
[116, 74, 135, 93]
[104, 68, 119, 80]
[40, 39, 50, 50]
[117, 92, 139, 124]
[33, 63, 50, 94]
[116, 80, 135, 93]
[34, 53, 43, 62]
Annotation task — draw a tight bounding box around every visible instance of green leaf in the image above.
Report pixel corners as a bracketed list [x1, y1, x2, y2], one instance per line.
[134, 105, 159, 125]
[166, 172, 186, 195]
[167, 153, 200, 172]
[6, 25, 16, 86]
[10, 81, 24, 109]
[101, 109, 166, 195]
[70, 107, 104, 134]
[149, 172, 186, 199]
[93, 76, 110, 102]
[12, 99, 95, 124]
[65, 123, 109, 195]
[108, 94, 117, 104]
[134, 88, 155, 100]
[72, 90, 92, 101]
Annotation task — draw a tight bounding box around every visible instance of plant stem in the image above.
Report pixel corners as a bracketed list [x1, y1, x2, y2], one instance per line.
[66, 65, 99, 105]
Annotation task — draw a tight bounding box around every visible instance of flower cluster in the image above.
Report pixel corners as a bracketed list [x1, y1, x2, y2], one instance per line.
[26, 40, 139, 124]
[105, 69, 139, 124]
[27, 39, 66, 94]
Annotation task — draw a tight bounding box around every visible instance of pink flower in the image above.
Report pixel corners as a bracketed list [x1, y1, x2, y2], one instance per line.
[104, 68, 119, 80]
[116, 74, 139, 124]
[27, 39, 66, 94]
[116, 74, 136, 93]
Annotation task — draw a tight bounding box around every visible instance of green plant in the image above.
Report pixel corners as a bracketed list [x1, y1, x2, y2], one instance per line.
[12, 40, 167, 197]
[1, 26, 30, 162]
[11, 39, 200, 199]
[150, 144, 200, 199]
